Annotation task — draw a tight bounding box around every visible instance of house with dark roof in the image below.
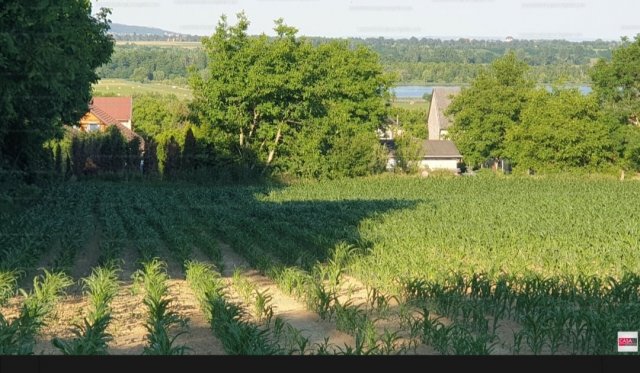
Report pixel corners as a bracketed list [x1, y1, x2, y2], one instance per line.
[420, 140, 462, 172]
[427, 87, 460, 140]
[77, 97, 144, 150]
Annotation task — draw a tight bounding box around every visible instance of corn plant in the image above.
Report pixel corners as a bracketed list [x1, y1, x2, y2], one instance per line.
[253, 289, 274, 325]
[270, 317, 311, 355]
[336, 329, 379, 356]
[184, 261, 222, 313]
[0, 270, 72, 354]
[52, 265, 120, 355]
[305, 280, 335, 320]
[378, 328, 404, 355]
[185, 261, 283, 355]
[366, 286, 397, 317]
[133, 259, 189, 355]
[231, 268, 255, 304]
[0, 270, 18, 305]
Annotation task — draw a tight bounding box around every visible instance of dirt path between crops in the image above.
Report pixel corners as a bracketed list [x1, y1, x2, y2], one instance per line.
[70, 223, 101, 281]
[217, 242, 355, 352]
[21, 243, 63, 291]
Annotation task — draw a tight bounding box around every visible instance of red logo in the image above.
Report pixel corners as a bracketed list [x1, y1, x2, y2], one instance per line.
[618, 338, 638, 346]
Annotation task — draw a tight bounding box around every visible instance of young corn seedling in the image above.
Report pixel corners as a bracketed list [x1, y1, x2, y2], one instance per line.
[270, 318, 310, 355]
[208, 294, 282, 355]
[324, 243, 355, 290]
[52, 265, 120, 355]
[133, 259, 189, 355]
[378, 328, 404, 355]
[231, 268, 255, 304]
[336, 328, 379, 355]
[253, 288, 274, 325]
[312, 337, 335, 355]
[366, 286, 396, 317]
[185, 261, 282, 355]
[334, 299, 366, 335]
[274, 266, 308, 299]
[185, 261, 225, 321]
[302, 280, 333, 320]
[0, 270, 72, 354]
[0, 270, 18, 305]
[430, 322, 454, 354]
[521, 312, 548, 354]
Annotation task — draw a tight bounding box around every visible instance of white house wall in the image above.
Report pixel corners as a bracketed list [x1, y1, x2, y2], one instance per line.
[420, 158, 460, 171]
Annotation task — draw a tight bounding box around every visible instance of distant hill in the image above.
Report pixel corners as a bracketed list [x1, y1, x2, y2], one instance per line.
[109, 23, 182, 36]
[108, 23, 201, 41]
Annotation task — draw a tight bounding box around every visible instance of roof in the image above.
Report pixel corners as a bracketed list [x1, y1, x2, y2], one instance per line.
[91, 97, 132, 122]
[430, 87, 461, 130]
[86, 97, 144, 151]
[421, 140, 462, 159]
[89, 105, 119, 125]
[114, 122, 145, 151]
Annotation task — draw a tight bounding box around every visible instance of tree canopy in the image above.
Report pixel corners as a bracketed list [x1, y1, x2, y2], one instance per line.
[591, 35, 640, 127]
[189, 13, 391, 178]
[446, 51, 535, 166]
[590, 35, 640, 171]
[448, 47, 640, 173]
[0, 0, 114, 175]
[505, 89, 616, 171]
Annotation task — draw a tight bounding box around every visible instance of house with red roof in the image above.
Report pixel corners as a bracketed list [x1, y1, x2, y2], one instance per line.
[77, 97, 144, 149]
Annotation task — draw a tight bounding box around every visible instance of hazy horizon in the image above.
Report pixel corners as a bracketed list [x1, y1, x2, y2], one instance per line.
[92, 0, 639, 42]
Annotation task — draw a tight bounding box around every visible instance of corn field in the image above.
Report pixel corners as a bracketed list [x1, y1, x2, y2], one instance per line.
[1, 175, 639, 354]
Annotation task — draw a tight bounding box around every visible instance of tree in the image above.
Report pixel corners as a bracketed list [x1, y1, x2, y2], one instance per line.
[160, 136, 180, 178]
[100, 126, 127, 172]
[182, 127, 197, 170]
[389, 107, 428, 138]
[447, 52, 535, 166]
[189, 13, 392, 179]
[131, 67, 148, 83]
[591, 36, 640, 126]
[54, 144, 63, 177]
[0, 1, 114, 176]
[132, 94, 189, 138]
[590, 35, 640, 171]
[505, 89, 616, 171]
[393, 134, 422, 173]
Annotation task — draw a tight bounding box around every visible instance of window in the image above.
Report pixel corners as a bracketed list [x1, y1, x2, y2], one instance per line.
[88, 122, 100, 132]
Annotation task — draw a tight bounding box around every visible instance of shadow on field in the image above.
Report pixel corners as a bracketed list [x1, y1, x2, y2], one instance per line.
[202, 186, 423, 267]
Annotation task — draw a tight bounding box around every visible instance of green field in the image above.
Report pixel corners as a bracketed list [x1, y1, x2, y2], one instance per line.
[2, 175, 639, 354]
[391, 99, 430, 112]
[93, 79, 193, 99]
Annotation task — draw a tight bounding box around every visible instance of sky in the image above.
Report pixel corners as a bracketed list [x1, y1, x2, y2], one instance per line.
[92, 0, 639, 41]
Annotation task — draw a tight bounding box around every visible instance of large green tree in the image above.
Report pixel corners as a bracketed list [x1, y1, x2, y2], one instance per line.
[591, 35, 640, 171]
[0, 0, 114, 175]
[132, 94, 189, 138]
[446, 51, 535, 166]
[591, 36, 640, 126]
[189, 13, 391, 178]
[505, 89, 616, 171]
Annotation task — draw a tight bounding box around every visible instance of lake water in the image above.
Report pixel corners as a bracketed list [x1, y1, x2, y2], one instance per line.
[391, 86, 434, 99]
[391, 85, 592, 99]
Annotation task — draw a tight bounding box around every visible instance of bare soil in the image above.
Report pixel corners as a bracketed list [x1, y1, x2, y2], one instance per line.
[217, 242, 355, 352]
